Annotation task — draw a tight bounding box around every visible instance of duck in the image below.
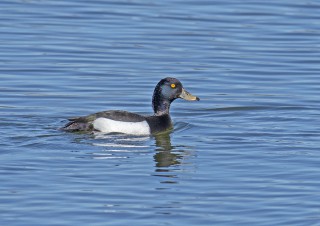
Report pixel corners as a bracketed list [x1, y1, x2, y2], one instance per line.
[62, 77, 199, 135]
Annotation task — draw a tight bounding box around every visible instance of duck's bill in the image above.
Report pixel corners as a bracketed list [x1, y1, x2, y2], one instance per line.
[179, 88, 200, 101]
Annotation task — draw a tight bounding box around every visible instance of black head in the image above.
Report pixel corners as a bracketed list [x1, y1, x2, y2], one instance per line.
[152, 77, 199, 115]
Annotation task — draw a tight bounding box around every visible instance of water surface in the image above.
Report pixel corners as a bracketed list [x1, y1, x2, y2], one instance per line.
[1, 0, 320, 225]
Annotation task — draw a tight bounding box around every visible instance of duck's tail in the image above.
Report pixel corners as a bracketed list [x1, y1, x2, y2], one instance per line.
[61, 119, 93, 132]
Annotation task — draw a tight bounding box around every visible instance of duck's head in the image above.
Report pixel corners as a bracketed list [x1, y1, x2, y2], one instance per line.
[152, 77, 200, 115]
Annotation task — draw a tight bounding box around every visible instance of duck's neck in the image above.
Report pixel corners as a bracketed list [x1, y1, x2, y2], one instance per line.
[152, 94, 172, 116]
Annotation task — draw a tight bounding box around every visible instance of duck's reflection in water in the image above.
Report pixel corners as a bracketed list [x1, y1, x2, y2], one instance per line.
[152, 132, 195, 183]
[88, 131, 195, 180]
[90, 133, 150, 159]
[153, 132, 180, 167]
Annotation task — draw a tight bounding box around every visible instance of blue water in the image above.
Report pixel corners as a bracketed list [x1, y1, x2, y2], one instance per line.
[1, 0, 320, 225]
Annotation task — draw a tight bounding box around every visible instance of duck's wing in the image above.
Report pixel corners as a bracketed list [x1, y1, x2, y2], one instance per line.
[90, 110, 146, 122]
[63, 110, 146, 132]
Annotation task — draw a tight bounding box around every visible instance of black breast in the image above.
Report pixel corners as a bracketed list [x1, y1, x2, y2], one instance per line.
[145, 114, 172, 134]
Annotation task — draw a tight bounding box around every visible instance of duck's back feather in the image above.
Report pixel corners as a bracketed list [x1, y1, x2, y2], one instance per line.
[95, 110, 146, 122]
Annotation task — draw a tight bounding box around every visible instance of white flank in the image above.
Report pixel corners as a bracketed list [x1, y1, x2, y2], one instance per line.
[93, 118, 150, 135]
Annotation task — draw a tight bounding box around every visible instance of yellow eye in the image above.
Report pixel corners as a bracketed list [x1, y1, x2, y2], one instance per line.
[170, 83, 176, 88]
